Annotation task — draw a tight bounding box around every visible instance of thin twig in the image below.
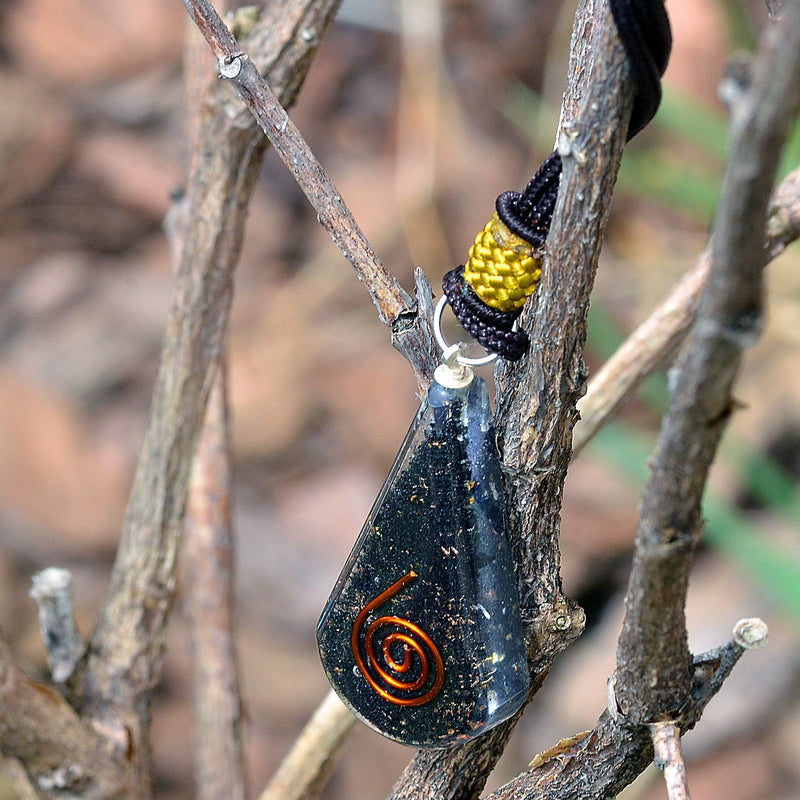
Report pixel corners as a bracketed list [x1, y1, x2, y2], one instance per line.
[29, 568, 85, 683]
[573, 163, 800, 456]
[486, 625, 752, 800]
[650, 723, 691, 800]
[575, 255, 706, 455]
[614, 0, 800, 725]
[179, 5, 247, 795]
[183, 363, 246, 800]
[181, 0, 437, 388]
[258, 691, 357, 800]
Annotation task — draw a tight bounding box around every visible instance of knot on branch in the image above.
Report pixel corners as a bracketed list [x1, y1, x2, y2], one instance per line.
[695, 305, 764, 349]
[219, 53, 245, 79]
[523, 599, 586, 664]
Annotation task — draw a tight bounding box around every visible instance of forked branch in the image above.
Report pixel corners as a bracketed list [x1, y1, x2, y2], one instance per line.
[0, 635, 128, 797]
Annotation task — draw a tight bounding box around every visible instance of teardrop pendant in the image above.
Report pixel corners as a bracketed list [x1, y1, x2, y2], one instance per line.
[316, 369, 529, 747]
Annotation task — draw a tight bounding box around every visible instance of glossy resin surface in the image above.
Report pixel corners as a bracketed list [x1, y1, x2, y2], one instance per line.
[316, 374, 529, 747]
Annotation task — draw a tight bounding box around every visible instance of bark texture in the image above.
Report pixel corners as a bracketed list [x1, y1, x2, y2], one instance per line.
[63, 1, 341, 794]
[389, 3, 633, 797]
[615, 0, 800, 725]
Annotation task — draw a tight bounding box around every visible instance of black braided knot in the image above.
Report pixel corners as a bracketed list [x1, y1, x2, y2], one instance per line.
[610, 0, 672, 139]
[496, 151, 562, 247]
[442, 267, 529, 361]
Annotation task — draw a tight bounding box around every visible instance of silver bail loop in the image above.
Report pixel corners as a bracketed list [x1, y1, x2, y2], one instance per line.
[433, 295, 498, 369]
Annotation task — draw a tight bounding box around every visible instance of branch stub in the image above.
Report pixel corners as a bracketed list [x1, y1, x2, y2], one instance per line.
[732, 617, 769, 650]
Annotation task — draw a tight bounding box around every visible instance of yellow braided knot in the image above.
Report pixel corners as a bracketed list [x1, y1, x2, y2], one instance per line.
[463, 214, 542, 312]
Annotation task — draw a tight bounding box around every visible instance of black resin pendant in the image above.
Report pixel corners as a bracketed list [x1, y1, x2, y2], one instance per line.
[316, 370, 529, 747]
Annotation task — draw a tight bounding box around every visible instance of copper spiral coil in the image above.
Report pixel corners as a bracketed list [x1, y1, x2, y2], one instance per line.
[351, 571, 445, 707]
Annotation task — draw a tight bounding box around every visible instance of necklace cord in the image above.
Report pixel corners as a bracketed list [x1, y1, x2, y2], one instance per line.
[442, 0, 673, 361]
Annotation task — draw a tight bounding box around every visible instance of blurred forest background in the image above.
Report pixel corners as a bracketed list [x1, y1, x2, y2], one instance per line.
[0, 0, 798, 798]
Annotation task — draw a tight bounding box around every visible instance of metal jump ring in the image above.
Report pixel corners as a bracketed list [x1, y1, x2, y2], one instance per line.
[433, 295, 498, 367]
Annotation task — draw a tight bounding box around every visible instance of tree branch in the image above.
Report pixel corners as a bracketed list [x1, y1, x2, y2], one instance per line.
[497, 0, 632, 608]
[614, 0, 800, 725]
[388, 2, 633, 797]
[486, 624, 757, 799]
[182, 362, 246, 800]
[67, 2, 341, 793]
[650, 722, 691, 800]
[573, 162, 800, 457]
[258, 691, 357, 800]
[177, 9, 247, 797]
[181, 0, 437, 388]
[0, 756, 39, 800]
[0, 634, 128, 798]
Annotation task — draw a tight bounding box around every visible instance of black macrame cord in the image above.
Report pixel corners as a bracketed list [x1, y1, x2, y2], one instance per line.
[443, 0, 672, 360]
